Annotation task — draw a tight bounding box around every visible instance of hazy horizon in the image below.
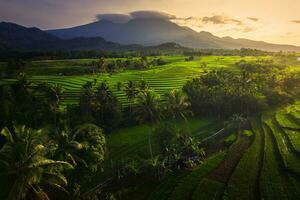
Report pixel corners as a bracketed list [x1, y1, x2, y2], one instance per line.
[1, 0, 300, 46]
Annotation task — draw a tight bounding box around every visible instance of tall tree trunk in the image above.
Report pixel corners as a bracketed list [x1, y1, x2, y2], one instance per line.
[148, 126, 153, 159]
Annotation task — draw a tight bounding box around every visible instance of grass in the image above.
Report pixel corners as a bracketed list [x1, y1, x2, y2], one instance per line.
[226, 121, 263, 200]
[260, 116, 288, 200]
[1, 55, 270, 106]
[168, 151, 226, 200]
[285, 130, 300, 153]
[192, 178, 225, 200]
[263, 114, 300, 175]
[242, 130, 253, 137]
[206, 131, 251, 183]
[147, 171, 188, 200]
[224, 133, 237, 145]
[106, 117, 215, 161]
[93, 117, 221, 185]
[275, 110, 299, 129]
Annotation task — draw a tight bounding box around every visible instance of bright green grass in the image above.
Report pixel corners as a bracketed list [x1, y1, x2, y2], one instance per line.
[260, 116, 288, 200]
[243, 130, 253, 137]
[226, 120, 262, 200]
[168, 151, 226, 200]
[264, 115, 300, 175]
[1, 55, 269, 106]
[286, 104, 300, 120]
[104, 118, 219, 180]
[285, 130, 300, 153]
[192, 178, 225, 200]
[105, 118, 218, 168]
[275, 110, 299, 129]
[224, 133, 237, 145]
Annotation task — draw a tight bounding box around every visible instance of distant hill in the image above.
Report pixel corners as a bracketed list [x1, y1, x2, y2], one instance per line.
[48, 18, 300, 52]
[0, 22, 140, 51]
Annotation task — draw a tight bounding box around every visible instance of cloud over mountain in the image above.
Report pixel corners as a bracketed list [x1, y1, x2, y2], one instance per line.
[96, 14, 132, 23]
[95, 10, 176, 23]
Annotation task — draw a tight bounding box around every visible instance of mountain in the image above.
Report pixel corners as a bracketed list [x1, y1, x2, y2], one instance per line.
[0, 22, 59, 49]
[0, 22, 140, 51]
[48, 18, 300, 52]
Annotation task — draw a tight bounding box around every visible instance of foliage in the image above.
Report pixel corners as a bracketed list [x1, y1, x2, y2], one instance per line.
[0, 125, 73, 200]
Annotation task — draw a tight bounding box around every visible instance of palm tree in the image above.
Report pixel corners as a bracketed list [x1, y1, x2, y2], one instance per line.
[50, 128, 86, 168]
[124, 80, 138, 113]
[226, 113, 247, 134]
[115, 81, 123, 91]
[51, 123, 106, 171]
[135, 90, 161, 158]
[139, 79, 149, 92]
[79, 81, 95, 118]
[96, 58, 105, 73]
[47, 83, 65, 131]
[164, 90, 192, 121]
[0, 126, 72, 200]
[147, 156, 166, 181]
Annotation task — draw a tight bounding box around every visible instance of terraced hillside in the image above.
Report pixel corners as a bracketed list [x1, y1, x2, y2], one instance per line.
[129, 102, 300, 200]
[1, 55, 271, 106]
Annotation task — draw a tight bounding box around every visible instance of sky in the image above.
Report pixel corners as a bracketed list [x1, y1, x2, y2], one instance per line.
[1, 0, 300, 45]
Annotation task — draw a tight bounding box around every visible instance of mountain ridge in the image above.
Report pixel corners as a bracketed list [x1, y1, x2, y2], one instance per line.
[47, 18, 300, 52]
[0, 22, 191, 52]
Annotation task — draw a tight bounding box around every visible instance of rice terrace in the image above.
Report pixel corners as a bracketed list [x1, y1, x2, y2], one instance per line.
[1, 1, 300, 200]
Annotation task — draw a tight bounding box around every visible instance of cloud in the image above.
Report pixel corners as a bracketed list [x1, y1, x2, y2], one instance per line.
[291, 20, 300, 24]
[96, 10, 177, 23]
[130, 10, 176, 20]
[247, 17, 259, 22]
[201, 15, 243, 25]
[96, 13, 132, 23]
[243, 27, 255, 32]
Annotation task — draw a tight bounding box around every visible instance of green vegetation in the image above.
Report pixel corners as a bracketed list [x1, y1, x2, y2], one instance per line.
[226, 121, 262, 200]
[1, 52, 300, 200]
[193, 178, 225, 200]
[264, 114, 300, 175]
[169, 152, 226, 200]
[260, 121, 288, 200]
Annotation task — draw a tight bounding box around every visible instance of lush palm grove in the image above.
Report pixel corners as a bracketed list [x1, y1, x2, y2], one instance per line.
[1, 51, 300, 199]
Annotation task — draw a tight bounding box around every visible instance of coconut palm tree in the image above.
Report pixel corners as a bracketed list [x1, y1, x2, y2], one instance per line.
[135, 90, 161, 158]
[164, 90, 192, 121]
[139, 79, 149, 92]
[147, 156, 166, 181]
[0, 126, 72, 200]
[50, 123, 106, 172]
[226, 113, 247, 134]
[124, 80, 138, 113]
[115, 81, 123, 91]
[47, 83, 65, 131]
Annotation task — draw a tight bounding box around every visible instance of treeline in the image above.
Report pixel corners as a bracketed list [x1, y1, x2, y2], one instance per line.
[0, 48, 278, 61]
[183, 48, 274, 56]
[1, 56, 168, 77]
[88, 57, 167, 74]
[0, 50, 139, 61]
[184, 60, 300, 118]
